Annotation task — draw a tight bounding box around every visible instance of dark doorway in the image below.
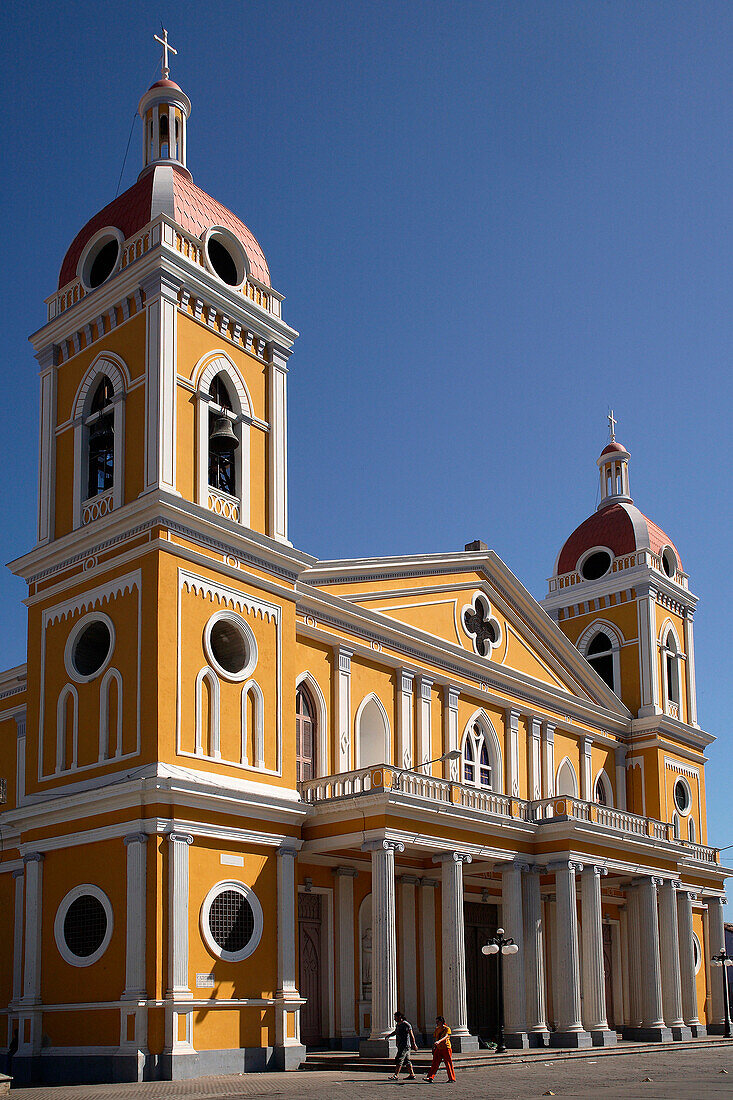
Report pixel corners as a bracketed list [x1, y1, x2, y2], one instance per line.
[603, 923, 615, 1029]
[298, 892, 323, 1046]
[464, 900, 499, 1042]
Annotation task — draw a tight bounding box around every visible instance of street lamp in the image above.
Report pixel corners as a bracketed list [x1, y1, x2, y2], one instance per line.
[391, 749, 462, 790]
[482, 927, 519, 1054]
[712, 948, 733, 1039]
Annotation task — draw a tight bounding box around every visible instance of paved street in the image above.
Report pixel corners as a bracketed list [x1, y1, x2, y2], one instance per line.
[9, 1046, 733, 1100]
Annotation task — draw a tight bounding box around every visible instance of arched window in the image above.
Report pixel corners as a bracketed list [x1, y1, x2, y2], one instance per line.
[673, 813, 681, 840]
[587, 631, 615, 691]
[356, 695, 389, 769]
[208, 373, 238, 496]
[195, 667, 220, 758]
[241, 680, 264, 768]
[594, 769, 613, 807]
[556, 757, 578, 797]
[56, 684, 78, 773]
[296, 684, 316, 782]
[86, 376, 115, 499]
[662, 628, 681, 711]
[688, 817, 696, 844]
[461, 722, 493, 789]
[595, 776, 607, 805]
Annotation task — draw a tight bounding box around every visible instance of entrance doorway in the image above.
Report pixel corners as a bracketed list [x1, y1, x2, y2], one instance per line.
[298, 892, 323, 1046]
[464, 900, 498, 1042]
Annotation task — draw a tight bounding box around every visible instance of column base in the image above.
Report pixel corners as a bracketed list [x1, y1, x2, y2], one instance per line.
[671, 1025, 692, 1041]
[334, 1035, 361, 1051]
[359, 1037, 397, 1058]
[271, 1043, 306, 1071]
[706, 1023, 728, 1036]
[591, 1029, 617, 1047]
[690, 1024, 707, 1038]
[550, 1029, 593, 1048]
[447, 1033, 479, 1052]
[504, 1032, 530, 1049]
[623, 1026, 673, 1042]
[529, 1030, 550, 1048]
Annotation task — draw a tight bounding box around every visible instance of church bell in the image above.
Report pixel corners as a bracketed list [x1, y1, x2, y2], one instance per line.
[209, 415, 239, 454]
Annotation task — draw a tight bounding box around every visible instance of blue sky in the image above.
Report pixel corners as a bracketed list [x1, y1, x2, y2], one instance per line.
[0, 2, 731, 872]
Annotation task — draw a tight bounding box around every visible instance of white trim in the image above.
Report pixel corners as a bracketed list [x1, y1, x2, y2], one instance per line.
[55, 684, 78, 773]
[200, 879, 263, 963]
[460, 590, 502, 658]
[672, 775, 693, 818]
[593, 767, 614, 808]
[555, 755, 579, 797]
[354, 693, 391, 769]
[54, 884, 114, 967]
[194, 667, 220, 758]
[576, 545, 614, 581]
[99, 667, 123, 761]
[297, 884, 336, 1043]
[203, 609, 258, 683]
[64, 610, 116, 684]
[296, 672, 328, 779]
[201, 226, 250, 290]
[577, 619, 623, 696]
[193, 351, 252, 527]
[72, 353, 129, 529]
[76, 227, 124, 292]
[461, 709, 503, 794]
[241, 679, 264, 768]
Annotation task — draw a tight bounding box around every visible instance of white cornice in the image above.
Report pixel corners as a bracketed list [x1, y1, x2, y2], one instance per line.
[542, 562, 698, 614]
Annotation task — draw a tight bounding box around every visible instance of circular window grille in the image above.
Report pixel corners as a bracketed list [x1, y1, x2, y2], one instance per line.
[54, 885, 114, 967]
[203, 611, 257, 682]
[674, 777, 691, 815]
[200, 880, 264, 962]
[65, 613, 115, 683]
[580, 550, 612, 581]
[203, 227, 247, 288]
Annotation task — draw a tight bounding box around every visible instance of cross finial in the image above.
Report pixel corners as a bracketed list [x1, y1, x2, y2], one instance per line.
[154, 27, 177, 80]
[608, 409, 617, 442]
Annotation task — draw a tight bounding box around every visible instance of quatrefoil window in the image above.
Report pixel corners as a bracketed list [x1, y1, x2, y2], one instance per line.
[462, 593, 502, 658]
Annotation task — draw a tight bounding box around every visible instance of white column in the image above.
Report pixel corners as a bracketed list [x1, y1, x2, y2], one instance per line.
[500, 860, 529, 1047]
[522, 866, 549, 1044]
[419, 878, 438, 1036]
[707, 895, 727, 1031]
[677, 889, 705, 1036]
[637, 584, 662, 716]
[167, 832, 193, 997]
[580, 737, 593, 801]
[542, 722, 555, 798]
[625, 885, 643, 1029]
[268, 345, 291, 544]
[658, 880, 689, 1039]
[335, 647, 352, 773]
[433, 852, 477, 1051]
[416, 677, 432, 767]
[333, 867, 358, 1044]
[360, 839, 404, 1056]
[397, 875, 419, 1025]
[581, 865, 615, 1044]
[633, 876, 671, 1040]
[505, 709, 521, 797]
[529, 718, 542, 801]
[549, 861, 591, 1047]
[397, 672, 414, 771]
[123, 833, 148, 997]
[12, 869, 24, 1003]
[683, 610, 698, 727]
[274, 844, 304, 1067]
[443, 688, 460, 780]
[614, 746, 627, 811]
[142, 271, 181, 494]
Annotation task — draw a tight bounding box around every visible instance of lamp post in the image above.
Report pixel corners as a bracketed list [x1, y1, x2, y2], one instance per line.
[712, 948, 733, 1039]
[391, 749, 462, 790]
[482, 927, 519, 1054]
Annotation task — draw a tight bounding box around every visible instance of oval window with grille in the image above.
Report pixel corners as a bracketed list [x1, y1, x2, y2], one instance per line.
[65, 612, 115, 683]
[200, 880, 263, 962]
[54, 885, 113, 967]
[203, 611, 257, 682]
[580, 550, 612, 581]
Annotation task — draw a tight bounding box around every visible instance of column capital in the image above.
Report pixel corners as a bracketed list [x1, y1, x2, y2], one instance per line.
[397, 874, 420, 886]
[277, 843, 300, 859]
[496, 859, 531, 873]
[582, 736, 593, 755]
[420, 877, 439, 888]
[399, 670, 415, 693]
[707, 894, 728, 906]
[332, 865, 358, 879]
[23, 852, 44, 864]
[632, 875, 662, 888]
[336, 646, 353, 674]
[11, 868, 24, 879]
[124, 832, 148, 846]
[362, 839, 405, 854]
[167, 831, 194, 846]
[445, 685, 460, 710]
[432, 851, 472, 865]
[505, 708, 521, 727]
[36, 342, 60, 371]
[660, 878, 682, 890]
[548, 859, 582, 873]
[528, 863, 547, 875]
[678, 889, 698, 901]
[419, 676, 433, 699]
[543, 721, 556, 741]
[581, 864, 608, 878]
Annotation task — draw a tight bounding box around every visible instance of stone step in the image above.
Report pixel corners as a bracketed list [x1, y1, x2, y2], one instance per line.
[304, 1037, 733, 1072]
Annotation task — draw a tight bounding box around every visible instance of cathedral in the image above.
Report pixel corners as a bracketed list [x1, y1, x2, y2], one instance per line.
[0, 40, 728, 1085]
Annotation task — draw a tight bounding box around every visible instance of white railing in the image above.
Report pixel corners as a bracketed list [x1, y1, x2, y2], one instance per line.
[208, 487, 240, 523]
[547, 547, 689, 595]
[666, 701, 680, 720]
[82, 488, 113, 525]
[300, 772, 719, 863]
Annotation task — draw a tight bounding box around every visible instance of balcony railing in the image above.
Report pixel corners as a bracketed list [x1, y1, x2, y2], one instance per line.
[547, 547, 689, 595]
[298, 766, 718, 864]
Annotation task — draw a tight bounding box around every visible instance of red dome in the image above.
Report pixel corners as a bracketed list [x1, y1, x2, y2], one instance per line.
[58, 165, 271, 289]
[148, 78, 182, 91]
[600, 441, 628, 456]
[556, 502, 682, 576]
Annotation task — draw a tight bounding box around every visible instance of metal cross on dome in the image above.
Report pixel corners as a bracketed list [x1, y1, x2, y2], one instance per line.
[154, 28, 177, 80]
[463, 595, 499, 658]
[608, 408, 617, 442]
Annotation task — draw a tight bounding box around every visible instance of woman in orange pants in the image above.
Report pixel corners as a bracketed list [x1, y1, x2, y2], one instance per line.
[426, 1016, 455, 1082]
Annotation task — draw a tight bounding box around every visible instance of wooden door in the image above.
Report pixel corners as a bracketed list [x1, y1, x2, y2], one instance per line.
[296, 686, 316, 783]
[298, 893, 323, 1046]
[464, 901, 498, 1041]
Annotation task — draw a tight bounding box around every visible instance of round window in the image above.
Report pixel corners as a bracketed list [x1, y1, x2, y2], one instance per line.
[580, 550, 612, 581]
[200, 880, 263, 962]
[65, 613, 115, 683]
[674, 777, 691, 815]
[78, 228, 123, 291]
[662, 547, 678, 578]
[203, 227, 247, 288]
[54, 885, 113, 967]
[203, 611, 257, 682]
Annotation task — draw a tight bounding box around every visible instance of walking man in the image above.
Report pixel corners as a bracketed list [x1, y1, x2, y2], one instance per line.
[388, 1011, 418, 1080]
[425, 1015, 455, 1083]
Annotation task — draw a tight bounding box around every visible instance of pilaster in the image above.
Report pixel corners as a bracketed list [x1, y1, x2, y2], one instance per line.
[397, 671, 414, 771]
[397, 875, 419, 1026]
[335, 646, 352, 773]
[637, 584, 662, 717]
[166, 832, 193, 998]
[19, 852, 44, 1057]
[682, 609, 698, 727]
[268, 344, 291, 544]
[580, 737, 593, 802]
[529, 718, 542, 801]
[333, 867, 359, 1048]
[11, 869, 24, 1004]
[542, 722, 555, 798]
[614, 745, 627, 811]
[505, 709, 521, 798]
[274, 844, 305, 1069]
[443, 688, 460, 780]
[36, 343, 58, 545]
[123, 833, 148, 998]
[416, 676, 432, 767]
[142, 271, 182, 495]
